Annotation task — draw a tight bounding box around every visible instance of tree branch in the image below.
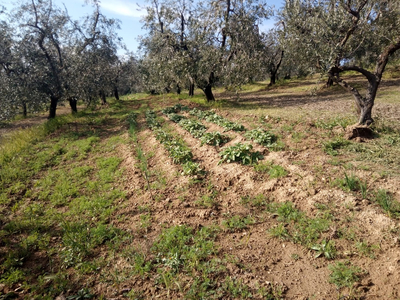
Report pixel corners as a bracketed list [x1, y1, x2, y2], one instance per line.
[331, 65, 375, 82]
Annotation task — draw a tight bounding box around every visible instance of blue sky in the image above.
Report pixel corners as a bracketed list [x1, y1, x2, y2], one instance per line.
[2, 0, 284, 54]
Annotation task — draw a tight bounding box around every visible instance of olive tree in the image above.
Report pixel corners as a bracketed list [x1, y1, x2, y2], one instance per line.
[140, 0, 271, 101]
[0, 0, 123, 119]
[280, 0, 400, 125]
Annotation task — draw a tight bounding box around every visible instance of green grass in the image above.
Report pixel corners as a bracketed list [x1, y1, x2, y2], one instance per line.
[323, 137, 351, 156]
[267, 202, 333, 250]
[254, 161, 288, 178]
[222, 215, 255, 232]
[328, 261, 363, 288]
[0, 105, 130, 298]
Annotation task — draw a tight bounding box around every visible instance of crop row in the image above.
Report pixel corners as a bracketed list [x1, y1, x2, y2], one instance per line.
[162, 107, 231, 147]
[189, 107, 245, 132]
[162, 107, 264, 165]
[189, 107, 281, 149]
[145, 110, 204, 177]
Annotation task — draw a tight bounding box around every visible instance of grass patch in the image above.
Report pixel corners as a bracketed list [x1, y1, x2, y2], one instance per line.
[323, 137, 351, 156]
[328, 261, 363, 288]
[254, 161, 288, 178]
[267, 202, 332, 251]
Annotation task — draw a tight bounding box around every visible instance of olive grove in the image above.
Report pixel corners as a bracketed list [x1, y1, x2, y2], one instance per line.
[279, 0, 400, 125]
[0, 0, 124, 120]
[139, 0, 272, 101]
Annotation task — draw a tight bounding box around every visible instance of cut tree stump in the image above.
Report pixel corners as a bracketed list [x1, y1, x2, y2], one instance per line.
[344, 125, 374, 141]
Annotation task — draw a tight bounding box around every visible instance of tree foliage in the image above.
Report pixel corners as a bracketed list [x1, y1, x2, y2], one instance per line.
[140, 0, 271, 100]
[279, 0, 400, 124]
[0, 0, 124, 120]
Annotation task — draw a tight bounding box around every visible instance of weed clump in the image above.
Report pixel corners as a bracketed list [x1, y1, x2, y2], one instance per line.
[328, 261, 363, 288]
[323, 137, 350, 156]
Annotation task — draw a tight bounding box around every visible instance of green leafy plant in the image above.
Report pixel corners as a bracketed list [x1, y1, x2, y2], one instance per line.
[200, 131, 230, 146]
[240, 194, 268, 208]
[219, 143, 263, 165]
[222, 215, 254, 232]
[190, 108, 245, 132]
[254, 161, 288, 178]
[244, 128, 277, 147]
[196, 190, 218, 208]
[66, 288, 94, 300]
[269, 224, 289, 240]
[222, 276, 252, 298]
[355, 240, 379, 258]
[182, 161, 205, 177]
[179, 118, 206, 137]
[311, 240, 336, 259]
[167, 113, 186, 123]
[315, 117, 353, 130]
[373, 189, 400, 217]
[328, 261, 362, 288]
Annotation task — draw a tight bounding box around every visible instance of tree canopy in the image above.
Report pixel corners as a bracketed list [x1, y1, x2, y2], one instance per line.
[0, 0, 125, 119]
[279, 0, 400, 124]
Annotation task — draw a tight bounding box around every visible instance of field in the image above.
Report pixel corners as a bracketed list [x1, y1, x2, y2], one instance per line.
[1, 76, 400, 299]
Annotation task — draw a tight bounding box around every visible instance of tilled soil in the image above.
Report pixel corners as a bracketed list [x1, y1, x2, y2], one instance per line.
[110, 103, 400, 299]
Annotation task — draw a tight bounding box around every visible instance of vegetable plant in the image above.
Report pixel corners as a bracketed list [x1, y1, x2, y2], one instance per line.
[200, 131, 230, 146]
[219, 143, 263, 165]
[244, 128, 277, 147]
[179, 119, 206, 138]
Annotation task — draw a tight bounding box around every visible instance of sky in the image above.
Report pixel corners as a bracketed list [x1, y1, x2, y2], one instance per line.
[1, 0, 284, 55]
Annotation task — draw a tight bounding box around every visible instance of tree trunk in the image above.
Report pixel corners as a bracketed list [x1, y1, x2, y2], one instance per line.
[22, 102, 27, 118]
[326, 77, 333, 87]
[189, 83, 195, 96]
[114, 87, 120, 101]
[269, 71, 277, 85]
[99, 90, 107, 105]
[269, 50, 284, 86]
[329, 69, 377, 126]
[49, 95, 58, 119]
[203, 84, 215, 102]
[357, 81, 378, 125]
[69, 97, 78, 113]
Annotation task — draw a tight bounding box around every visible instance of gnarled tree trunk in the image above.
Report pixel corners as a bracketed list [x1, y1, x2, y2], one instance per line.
[202, 72, 215, 102]
[203, 84, 215, 102]
[189, 83, 195, 97]
[268, 50, 284, 86]
[114, 87, 120, 101]
[49, 95, 59, 119]
[99, 90, 107, 105]
[69, 97, 78, 114]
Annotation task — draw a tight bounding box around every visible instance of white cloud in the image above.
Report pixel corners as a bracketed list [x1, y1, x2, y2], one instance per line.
[100, 0, 144, 18]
